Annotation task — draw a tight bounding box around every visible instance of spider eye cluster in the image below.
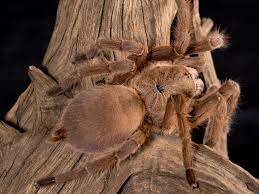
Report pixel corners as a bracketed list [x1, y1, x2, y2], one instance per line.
[155, 84, 165, 93]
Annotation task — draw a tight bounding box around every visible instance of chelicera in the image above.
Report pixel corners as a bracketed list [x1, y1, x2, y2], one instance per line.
[36, 0, 240, 189]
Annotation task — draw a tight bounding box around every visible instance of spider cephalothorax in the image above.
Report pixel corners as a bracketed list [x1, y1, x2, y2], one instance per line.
[36, 0, 240, 190]
[130, 63, 204, 130]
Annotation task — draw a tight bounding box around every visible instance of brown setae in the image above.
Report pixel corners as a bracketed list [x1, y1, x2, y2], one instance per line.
[36, 0, 240, 190]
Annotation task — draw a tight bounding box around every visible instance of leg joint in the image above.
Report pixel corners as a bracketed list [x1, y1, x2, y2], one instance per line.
[219, 80, 240, 98]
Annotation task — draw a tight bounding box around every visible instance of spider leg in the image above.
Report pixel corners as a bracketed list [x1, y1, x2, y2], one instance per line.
[93, 39, 146, 84]
[118, 127, 149, 160]
[47, 58, 136, 96]
[146, 0, 224, 62]
[174, 94, 198, 189]
[174, 56, 205, 72]
[162, 96, 177, 135]
[87, 126, 149, 170]
[173, 0, 192, 55]
[191, 80, 240, 156]
[185, 31, 226, 56]
[218, 80, 240, 118]
[47, 39, 145, 96]
[201, 18, 214, 37]
[146, 31, 225, 62]
[98, 39, 147, 68]
[194, 85, 219, 104]
[193, 92, 228, 155]
[204, 80, 240, 156]
[35, 168, 87, 188]
[35, 126, 149, 188]
[97, 39, 145, 55]
[72, 39, 146, 65]
[146, 0, 192, 61]
[162, 94, 198, 189]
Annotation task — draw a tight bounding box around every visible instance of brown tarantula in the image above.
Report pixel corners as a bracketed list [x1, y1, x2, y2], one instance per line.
[36, 0, 240, 190]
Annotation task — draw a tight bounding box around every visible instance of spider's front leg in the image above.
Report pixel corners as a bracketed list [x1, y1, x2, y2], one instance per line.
[146, 0, 225, 63]
[146, 0, 191, 62]
[162, 94, 198, 189]
[191, 80, 240, 156]
[147, 30, 225, 63]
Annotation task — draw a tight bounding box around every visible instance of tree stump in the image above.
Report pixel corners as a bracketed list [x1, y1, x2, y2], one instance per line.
[0, 0, 258, 193]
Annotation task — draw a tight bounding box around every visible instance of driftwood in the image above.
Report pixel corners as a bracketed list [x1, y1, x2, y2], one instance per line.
[0, 0, 258, 193]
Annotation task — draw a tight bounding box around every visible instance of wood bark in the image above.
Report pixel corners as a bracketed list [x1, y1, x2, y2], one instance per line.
[0, 0, 258, 193]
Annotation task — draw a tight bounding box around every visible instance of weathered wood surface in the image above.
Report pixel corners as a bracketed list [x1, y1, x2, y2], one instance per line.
[0, 0, 258, 193]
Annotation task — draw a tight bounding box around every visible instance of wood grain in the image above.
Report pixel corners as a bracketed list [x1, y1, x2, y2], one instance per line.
[1, 0, 258, 193]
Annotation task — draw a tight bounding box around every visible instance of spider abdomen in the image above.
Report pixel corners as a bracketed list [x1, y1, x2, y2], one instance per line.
[52, 85, 145, 154]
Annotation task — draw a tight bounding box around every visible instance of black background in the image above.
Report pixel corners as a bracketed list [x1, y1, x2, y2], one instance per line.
[0, 1, 258, 178]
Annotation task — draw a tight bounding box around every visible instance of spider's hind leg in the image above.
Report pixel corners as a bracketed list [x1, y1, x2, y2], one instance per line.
[47, 39, 146, 93]
[87, 126, 149, 172]
[35, 126, 149, 188]
[47, 57, 136, 96]
[72, 39, 146, 65]
[35, 168, 87, 188]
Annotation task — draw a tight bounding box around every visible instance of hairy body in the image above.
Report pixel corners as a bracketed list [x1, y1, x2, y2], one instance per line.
[53, 85, 145, 153]
[35, 0, 240, 190]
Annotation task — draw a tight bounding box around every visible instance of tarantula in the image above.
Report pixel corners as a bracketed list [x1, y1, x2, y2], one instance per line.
[36, 0, 240, 190]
